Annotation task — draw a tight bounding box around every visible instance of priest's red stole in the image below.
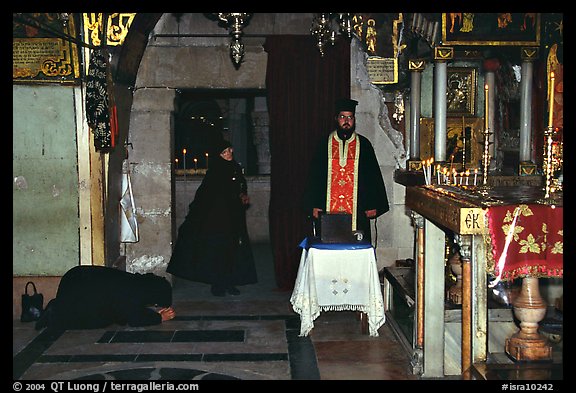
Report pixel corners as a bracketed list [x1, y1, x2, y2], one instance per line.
[326, 131, 360, 230]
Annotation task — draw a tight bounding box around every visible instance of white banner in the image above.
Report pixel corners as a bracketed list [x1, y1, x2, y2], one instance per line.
[120, 162, 139, 243]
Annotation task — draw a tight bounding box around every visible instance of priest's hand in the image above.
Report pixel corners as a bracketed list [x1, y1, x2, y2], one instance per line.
[312, 208, 323, 219]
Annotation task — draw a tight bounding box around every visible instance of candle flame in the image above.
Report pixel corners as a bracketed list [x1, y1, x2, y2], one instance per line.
[183, 148, 187, 154]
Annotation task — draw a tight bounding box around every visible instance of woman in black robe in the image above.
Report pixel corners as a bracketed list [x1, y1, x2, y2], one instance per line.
[167, 140, 258, 296]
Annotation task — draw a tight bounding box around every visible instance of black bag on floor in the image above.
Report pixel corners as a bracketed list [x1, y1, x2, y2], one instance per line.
[21, 281, 44, 322]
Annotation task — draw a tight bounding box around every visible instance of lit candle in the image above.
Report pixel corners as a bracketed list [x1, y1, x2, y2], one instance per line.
[429, 158, 434, 184]
[548, 71, 555, 128]
[175, 158, 179, 169]
[452, 168, 457, 185]
[465, 169, 470, 185]
[182, 148, 187, 170]
[194, 158, 198, 170]
[474, 168, 478, 186]
[422, 160, 428, 184]
[436, 165, 441, 184]
[459, 172, 463, 185]
[443, 167, 448, 184]
[205, 152, 209, 169]
[484, 84, 489, 130]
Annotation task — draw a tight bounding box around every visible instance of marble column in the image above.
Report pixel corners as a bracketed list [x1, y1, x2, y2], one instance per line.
[407, 59, 426, 171]
[519, 47, 539, 175]
[433, 47, 453, 163]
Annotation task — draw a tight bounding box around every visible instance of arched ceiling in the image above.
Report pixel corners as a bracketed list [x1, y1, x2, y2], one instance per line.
[111, 13, 163, 86]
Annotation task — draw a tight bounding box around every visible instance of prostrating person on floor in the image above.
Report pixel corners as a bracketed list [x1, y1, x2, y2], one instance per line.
[35, 265, 175, 330]
[167, 139, 258, 297]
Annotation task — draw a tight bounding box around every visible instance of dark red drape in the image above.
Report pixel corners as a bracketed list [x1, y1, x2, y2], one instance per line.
[264, 35, 350, 290]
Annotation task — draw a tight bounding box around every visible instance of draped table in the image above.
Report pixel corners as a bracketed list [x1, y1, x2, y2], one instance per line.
[290, 238, 385, 337]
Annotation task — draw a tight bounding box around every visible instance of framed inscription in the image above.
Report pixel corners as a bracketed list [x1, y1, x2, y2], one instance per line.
[367, 57, 398, 85]
[13, 13, 81, 84]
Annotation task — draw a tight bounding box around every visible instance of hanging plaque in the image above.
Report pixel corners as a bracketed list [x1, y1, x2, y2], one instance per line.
[367, 56, 398, 85]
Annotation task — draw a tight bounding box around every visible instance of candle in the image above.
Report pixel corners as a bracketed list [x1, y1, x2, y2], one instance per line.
[194, 158, 198, 170]
[474, 169, 478, 186]
[459, 172, 463, 185]
[436, 165, 441, 184]
[443, 167, 448, 184]
[452, 168, 457, 185]
[428, 158, 433, 185]
[205, 152, 209, 169]
[465, 169, 470, 185]
[175, 158, 179, 169]
[182, 148, 187, 169]
[484, 84, 489, 130]
[548, 71, 555, 128]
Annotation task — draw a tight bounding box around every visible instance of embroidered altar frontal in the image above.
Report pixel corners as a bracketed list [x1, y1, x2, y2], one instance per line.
[405, 184, 563, 281]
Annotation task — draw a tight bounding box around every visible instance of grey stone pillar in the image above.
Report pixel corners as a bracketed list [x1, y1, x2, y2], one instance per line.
[485, 71, 496, 162]
[251, 96, 271, 174]
[433, 47, 453, 163]
[519, 61, 533, 162]
[126, 87, 177, 279]
[407, 59, 426, 171]
[518, 47, 539, 175]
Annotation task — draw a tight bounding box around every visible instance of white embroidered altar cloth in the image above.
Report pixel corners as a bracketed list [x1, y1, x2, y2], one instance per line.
[290, 245, 385, 337]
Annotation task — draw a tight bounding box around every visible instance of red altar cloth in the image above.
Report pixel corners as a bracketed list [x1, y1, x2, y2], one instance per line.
[486, 204, 563, 281]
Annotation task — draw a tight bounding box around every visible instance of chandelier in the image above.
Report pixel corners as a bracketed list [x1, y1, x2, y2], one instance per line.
[310, 13, 354, 56]
[211, 13, 253, 68]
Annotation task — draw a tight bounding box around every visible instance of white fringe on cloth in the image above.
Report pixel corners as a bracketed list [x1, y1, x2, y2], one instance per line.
[291, 247, 385, 337]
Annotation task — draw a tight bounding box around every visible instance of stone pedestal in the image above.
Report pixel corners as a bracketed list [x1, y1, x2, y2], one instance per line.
[506, 277, 553, 361]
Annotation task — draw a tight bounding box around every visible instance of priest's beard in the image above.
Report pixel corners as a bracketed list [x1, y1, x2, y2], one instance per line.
[337, 123, 356, 140]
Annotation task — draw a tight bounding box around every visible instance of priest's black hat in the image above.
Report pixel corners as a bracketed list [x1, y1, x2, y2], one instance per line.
[335, 98, 358, 113]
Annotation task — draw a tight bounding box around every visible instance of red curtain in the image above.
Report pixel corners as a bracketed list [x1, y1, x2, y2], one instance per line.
[264, 35, 350, 290]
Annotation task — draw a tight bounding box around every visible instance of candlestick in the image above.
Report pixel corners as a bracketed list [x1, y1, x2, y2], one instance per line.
[548, 72, 555, 128]
[183, 148, 187, 170]
[484, 84, 489, 130]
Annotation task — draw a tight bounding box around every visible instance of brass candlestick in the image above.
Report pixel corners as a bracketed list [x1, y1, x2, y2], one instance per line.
[537, 126, 555, 204]
[476, 127, 492, 195]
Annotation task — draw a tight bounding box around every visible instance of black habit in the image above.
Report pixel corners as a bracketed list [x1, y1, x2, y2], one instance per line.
[302, 132, 389, 243]
[37, 266, 172, 330]
[166, 155, 258, 288]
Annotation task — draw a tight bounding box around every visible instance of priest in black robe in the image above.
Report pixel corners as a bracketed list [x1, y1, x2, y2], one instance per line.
[36, 266, 175, 330]
[302, 98, 389, 243]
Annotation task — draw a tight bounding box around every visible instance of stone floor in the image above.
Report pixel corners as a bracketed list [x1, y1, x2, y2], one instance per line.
[13, 243, 562, 382]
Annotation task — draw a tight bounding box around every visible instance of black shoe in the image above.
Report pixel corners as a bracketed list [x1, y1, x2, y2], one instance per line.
[227, 286, 240, 296]
[211, 286, 226, 297]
